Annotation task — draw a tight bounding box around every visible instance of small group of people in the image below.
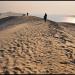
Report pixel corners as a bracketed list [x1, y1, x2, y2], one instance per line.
[23, 12, 29, 16]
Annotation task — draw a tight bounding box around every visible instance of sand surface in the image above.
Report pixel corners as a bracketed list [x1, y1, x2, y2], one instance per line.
[0, 16, 75, 74]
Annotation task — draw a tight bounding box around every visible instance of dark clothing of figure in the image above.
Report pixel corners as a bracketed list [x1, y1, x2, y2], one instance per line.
[27, 13, 29, 16]
[44, 13, 47, 22]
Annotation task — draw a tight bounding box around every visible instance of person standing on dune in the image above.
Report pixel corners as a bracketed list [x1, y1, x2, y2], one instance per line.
[44, 13, 47, 22]
[27, 12, 29, 16]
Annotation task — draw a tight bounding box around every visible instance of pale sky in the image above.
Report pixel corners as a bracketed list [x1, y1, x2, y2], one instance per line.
[0, 1, 75, 16]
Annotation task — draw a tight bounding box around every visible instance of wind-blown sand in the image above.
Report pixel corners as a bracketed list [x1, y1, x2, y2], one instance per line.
[0, 16, 75, 74]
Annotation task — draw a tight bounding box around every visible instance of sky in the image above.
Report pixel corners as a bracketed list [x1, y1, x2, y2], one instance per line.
[0, 1, 75, 16]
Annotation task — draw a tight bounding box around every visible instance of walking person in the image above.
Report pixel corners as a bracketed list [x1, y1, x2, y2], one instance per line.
[44, 13, 47, 22]
[27, 12, 29, 16]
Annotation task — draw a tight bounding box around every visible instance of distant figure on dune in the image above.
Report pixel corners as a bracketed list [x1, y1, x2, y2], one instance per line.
[22, 14, 25, 16]
[44, 13, 47, 22]
[27, 12, 29, 16]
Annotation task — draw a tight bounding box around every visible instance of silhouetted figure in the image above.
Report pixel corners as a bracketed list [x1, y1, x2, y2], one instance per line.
[22, 14, 25, 16]
[27, 12, 29, 16]
[44, 13, 47, 22]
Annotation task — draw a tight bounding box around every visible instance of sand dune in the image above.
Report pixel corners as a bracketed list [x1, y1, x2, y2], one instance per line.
[0, 16, 75, 74]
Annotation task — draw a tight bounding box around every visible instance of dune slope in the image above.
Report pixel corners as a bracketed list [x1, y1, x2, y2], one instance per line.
[0, 16, 75, 74]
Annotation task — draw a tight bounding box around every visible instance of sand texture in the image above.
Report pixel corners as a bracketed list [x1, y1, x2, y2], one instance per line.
[0, 16, 75, 74]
